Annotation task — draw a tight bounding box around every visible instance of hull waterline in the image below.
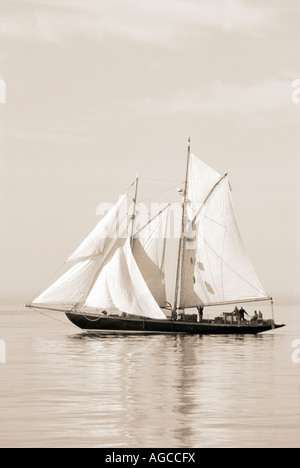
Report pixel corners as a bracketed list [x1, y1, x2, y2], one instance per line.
[66, 313, 285, 335]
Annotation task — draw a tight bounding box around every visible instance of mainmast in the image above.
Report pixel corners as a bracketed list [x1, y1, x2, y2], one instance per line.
[173, 138, 191, 313]
[130, 176, 139, 250]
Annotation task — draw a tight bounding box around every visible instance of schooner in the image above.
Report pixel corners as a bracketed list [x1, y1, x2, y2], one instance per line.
[26, 140, 284, 334]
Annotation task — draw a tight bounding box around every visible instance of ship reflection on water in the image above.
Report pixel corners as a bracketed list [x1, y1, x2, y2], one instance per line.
[64, 325, 297, 448]
[0, 307, 299, 448]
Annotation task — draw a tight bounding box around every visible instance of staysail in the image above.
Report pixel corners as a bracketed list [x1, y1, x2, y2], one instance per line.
[84, 239, 166, 319]
[132, 206, 170, 307]
[179, 153, 270, 308]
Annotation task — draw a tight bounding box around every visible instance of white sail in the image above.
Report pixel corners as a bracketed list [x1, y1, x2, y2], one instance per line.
[187, 153, 221, 221]
[180, 175, 270, 307]
[133, 206, 169, 307]
[67, 192, 130, 262]
[32, 258, 101, 307]
[85, 239, 167, 320]
[31, 189, 131, 308]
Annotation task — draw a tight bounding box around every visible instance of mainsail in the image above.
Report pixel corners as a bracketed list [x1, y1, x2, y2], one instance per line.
[177, 152, 270, 308]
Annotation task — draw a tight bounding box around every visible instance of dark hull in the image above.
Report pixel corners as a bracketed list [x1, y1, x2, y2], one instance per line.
[66, 313, 285, 335]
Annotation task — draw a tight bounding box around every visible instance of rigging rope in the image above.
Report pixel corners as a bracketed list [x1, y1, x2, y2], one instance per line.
[139, 182, 183, 204]
[138, 149, 186, 203]
[31, 307, 79, 330]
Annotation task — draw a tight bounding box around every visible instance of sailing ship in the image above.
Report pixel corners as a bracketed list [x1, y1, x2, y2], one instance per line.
[26, 140, 284, 334]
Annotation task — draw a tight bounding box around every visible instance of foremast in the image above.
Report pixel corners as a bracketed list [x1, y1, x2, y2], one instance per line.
[130, 176, 139, 250]
[173, 138, 191, 314]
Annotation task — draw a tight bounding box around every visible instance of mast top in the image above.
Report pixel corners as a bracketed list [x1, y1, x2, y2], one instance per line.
[188, 137, 191, 152]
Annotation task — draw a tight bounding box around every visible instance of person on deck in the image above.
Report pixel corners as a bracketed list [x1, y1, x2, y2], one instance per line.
[197, 306, 204, 322]
[257, 311, 263, 324]
[239, 307, 249, 321]
[251, 310, 258, 322]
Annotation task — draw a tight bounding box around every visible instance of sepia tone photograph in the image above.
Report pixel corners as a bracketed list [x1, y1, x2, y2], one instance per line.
[0, 0, 300, 450]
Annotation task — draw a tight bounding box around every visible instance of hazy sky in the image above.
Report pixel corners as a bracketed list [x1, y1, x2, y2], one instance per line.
[0, 0, 299, 305]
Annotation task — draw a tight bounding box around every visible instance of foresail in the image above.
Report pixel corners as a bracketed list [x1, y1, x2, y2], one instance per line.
[32, 258, 101, 307]
[30, 189, 132, 309]
[180, 176, 270, 308]
[85, 239, 166, 320]
[133, 206, 169, 307]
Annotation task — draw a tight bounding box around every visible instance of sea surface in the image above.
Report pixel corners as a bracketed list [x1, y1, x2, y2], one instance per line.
[0, 305, 299, 448]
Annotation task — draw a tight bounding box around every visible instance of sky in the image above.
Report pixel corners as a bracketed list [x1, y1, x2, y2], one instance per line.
[0, 0, 299, 306]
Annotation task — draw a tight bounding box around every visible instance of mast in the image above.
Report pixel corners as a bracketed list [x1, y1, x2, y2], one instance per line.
[173, 138, 191, 313]
[130, 176, 139, 250]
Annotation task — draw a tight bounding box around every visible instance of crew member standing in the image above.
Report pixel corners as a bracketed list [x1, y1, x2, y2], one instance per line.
[239, 307, 249, 321]
[197, 306, 204, 322]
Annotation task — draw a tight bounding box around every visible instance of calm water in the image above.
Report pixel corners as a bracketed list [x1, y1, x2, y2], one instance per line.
[0, 305, 299, 448]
